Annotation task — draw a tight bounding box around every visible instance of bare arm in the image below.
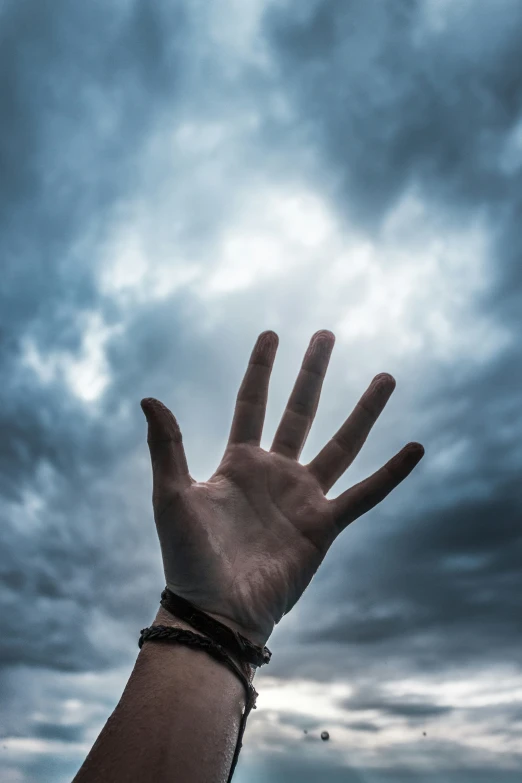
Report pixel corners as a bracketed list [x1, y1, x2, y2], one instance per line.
[73, 329, 424, 782]
[73, 607, 253, 783]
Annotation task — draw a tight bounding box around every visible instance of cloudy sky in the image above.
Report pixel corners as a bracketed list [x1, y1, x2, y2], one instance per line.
[1, 0, 522, 780]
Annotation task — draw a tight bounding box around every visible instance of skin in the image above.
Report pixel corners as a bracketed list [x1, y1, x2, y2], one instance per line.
[73, 329, 424, 782]
[143, 328, 424, 647]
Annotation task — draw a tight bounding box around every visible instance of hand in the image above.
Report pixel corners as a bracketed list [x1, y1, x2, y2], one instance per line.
[141, 330, 424, 647]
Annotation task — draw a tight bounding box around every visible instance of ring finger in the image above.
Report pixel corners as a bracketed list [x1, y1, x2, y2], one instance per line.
[270, 330, 335, 461]
[305, 373, 397, 494]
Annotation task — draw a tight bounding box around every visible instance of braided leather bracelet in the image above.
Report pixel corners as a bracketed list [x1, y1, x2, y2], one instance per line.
[138, 625, 258, 710]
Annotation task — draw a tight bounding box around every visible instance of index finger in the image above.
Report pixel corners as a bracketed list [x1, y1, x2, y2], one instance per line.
[226, 331, 279, 447]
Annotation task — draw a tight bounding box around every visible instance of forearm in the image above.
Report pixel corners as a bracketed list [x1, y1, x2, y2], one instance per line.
[73, 606, 256, 783]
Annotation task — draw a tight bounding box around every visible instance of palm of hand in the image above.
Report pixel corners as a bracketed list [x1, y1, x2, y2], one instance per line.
[156, 444, 334, 646]
[142, 331, 424, 647]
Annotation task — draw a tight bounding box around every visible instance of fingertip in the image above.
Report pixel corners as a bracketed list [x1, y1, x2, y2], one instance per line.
[260, 329, 279, 341]
[404, 442, 425, 464]
[256, 331, 279, 363]
[141, 398, 165, 423]
[374, 372, 396, 388]
[140, 397, 154, 416]
[259, 329, 279, 347]
[313, 329, 335, 345]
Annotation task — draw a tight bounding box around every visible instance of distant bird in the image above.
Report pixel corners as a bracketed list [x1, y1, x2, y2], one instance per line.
[321, 731, 329, 741]
[423, 732, 427, 736]
[303, 729, 308, 734]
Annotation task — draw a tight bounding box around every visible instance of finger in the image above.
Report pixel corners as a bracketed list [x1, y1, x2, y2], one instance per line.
[141, 397, 192, 491]
[329, 442, 425, 533]
[270, 330, 335, 460]
[305, 373, 396, 494]
[227, 331, 279, 447]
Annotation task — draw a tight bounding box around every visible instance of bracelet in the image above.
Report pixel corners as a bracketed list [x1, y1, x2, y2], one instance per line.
[160, 586, 272, 667]
[139, 625, 258, 707]
[139, 625, 258, 782]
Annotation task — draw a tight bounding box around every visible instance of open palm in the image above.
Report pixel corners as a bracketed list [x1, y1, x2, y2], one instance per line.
[141, 330, 424, 647]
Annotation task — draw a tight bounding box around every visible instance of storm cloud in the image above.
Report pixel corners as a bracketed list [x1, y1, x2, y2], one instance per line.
[1, 1, 521, 781]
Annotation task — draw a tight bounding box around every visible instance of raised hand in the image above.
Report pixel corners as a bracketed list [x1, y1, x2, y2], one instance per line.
[141, 330, 424, 647]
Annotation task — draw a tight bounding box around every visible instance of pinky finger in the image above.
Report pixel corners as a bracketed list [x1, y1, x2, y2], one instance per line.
[329, 443, 425, 533]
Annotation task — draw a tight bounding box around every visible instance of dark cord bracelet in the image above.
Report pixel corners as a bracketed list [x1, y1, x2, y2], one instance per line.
[160, 586, 272, 667]
[139, 625, 258, 782]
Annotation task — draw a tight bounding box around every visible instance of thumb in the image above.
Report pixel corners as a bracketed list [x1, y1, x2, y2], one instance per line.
[140, 397, 192, 491]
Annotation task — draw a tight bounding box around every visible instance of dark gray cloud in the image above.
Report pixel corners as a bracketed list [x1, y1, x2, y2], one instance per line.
[255, 0, 522, 689]
[293, 473, 522, 670]
[0, 0, 191, 618]
[263, 0, 522, 235]
[347, 721, 381, 732]
[269, 711, 325, 732]
[339, 689, 453, 720]
[1, 0, 522, 780]
[0, 0, 188, 495]
[239, 754, 522, 783]
[0, 0, 200, 686]
[31, 721, 84, 744]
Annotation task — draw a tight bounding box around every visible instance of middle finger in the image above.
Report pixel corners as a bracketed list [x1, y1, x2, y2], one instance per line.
[269, 330, 335, 461]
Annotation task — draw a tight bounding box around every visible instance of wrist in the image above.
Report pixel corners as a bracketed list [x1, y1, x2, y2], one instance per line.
[202, 609, 271, 649]
[152, 605, 257, 684]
